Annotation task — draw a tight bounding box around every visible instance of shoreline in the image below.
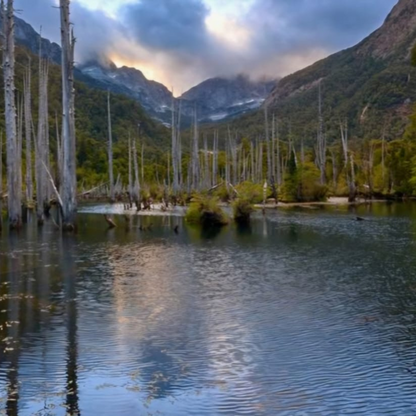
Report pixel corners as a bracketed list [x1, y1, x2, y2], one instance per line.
[253, 197, 389, 209]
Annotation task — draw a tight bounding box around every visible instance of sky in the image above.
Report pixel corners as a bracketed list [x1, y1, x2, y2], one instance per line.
[14, 0, 398, 93]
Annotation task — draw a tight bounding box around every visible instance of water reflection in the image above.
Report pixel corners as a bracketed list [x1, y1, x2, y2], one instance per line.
[1, 204, 416, 414]
[62, 237, 79, 415]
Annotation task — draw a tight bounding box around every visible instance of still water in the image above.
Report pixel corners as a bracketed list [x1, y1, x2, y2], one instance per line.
[1, 203, 416, 415]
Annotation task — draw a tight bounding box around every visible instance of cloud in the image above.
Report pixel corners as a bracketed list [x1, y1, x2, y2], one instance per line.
[13, 0, 399, 91]
[246, 0, 398, 54]
[122, 0, 210, 53]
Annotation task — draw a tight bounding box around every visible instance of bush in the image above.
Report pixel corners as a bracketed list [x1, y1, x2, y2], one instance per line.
[282, 162, 328, 202]
[235, 181, 264, 204]
[185, 195, 229, 227]
[213, 184, 233, 202]
[232, 198, 255, 224]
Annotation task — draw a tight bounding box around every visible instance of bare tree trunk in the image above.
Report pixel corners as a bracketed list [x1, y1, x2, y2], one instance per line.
[167, 151, 170, 189]
[258, 141, 263, 183]
[141, 143, 144, 183]
[2, 0, 21, 228]
[55, 112, 63, 191]
[128, 133, 132, 207]
[300, 137, 305, 165]
[107, 91, 115, 202]
[171, 92, 180, 194]
[264, 105, 272, 183]
[212, 131, 218, 185]
[250, 141, 254, 183]
[276, 120, 281, 186]
[44, 62, 51, 205]
[381, 129, 386, 190]
[330, 148, 338, 191]
[60, 0, 77, 229]
[340, 121, 356, 202]
[36, 56, 50, 224]
[17, 94, 23, 212]
[203, 133, 209, 189]
[368, 141, 374, 196]
[23, 61, 33, 206]
[0, 131, 3, 231]
[132, 136, 140, 210]
[191, 108, 200, 190]
[271, 114, 276, 177]
[317, 80, 326, 185]
[176, 99, 182, 190]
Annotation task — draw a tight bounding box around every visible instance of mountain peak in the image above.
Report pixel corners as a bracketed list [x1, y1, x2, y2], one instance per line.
[79, 56, 117, 72]
[181, 74, 277, 110]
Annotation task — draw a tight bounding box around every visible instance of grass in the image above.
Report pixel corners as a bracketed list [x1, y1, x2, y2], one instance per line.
[185, 195, 229, 228]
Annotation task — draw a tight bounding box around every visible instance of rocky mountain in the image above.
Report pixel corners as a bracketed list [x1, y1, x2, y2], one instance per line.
[6, 15, 276, 127]
[79, 60, 276, 126]
[79, 59, 174, 122]
[180, 75, 276, 122]
[247, 0, 416, 141]
[9, 16, 62, 64]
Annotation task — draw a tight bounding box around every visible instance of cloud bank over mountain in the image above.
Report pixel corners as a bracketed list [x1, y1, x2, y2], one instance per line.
[15, 0, 397, 91]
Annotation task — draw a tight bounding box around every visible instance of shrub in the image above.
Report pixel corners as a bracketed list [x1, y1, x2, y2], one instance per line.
[235, 181, 264, 204]
[185, 195, 229, 227]
[232, 198, 255, 224]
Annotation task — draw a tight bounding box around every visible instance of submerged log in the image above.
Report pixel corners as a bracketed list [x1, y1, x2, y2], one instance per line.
[104, 214, 116, 229]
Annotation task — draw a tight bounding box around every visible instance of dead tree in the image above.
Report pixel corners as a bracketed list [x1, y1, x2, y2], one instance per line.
[250, 141, 255, 182]
[107, 91, 115, 202]
[316, 80, 326, 185]
[2, 0, 21, 228]
[171, 92, 180, 194]
[191, 107, 200, 190]
[203, 133, 210, 189]
[60, 0, 77, 229]
[340, 120, 356, 202]
[141, 143, 144, 183]
[212, 130, 218, 185]
[227, 126, 237, 185]
[55, 112, 63, 190]
[17, 94, 23, 210]
[381, 127, 386, 190]
[23, 61, 33, 206]
[0, 131, 3, 231]
[128, 133, 132, 207]
[264, 105, 272, 184]
[330, 148, 338, 191]
[132, 136, 140, 210]
[36, 56, 50, 224]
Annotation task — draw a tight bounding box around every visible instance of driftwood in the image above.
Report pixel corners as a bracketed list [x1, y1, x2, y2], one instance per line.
[78, 182, 108, 197]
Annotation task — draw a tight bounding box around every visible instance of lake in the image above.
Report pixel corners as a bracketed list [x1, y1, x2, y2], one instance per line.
[1, 203, 416, 415]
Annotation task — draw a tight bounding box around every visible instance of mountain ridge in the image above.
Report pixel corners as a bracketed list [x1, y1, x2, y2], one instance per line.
[226, 0, 416, 142]
[5, 14, 277, 127]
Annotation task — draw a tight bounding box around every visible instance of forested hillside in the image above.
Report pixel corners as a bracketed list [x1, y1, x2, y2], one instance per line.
[0, 46, 171, 188]
[217, 0, 416, 144]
